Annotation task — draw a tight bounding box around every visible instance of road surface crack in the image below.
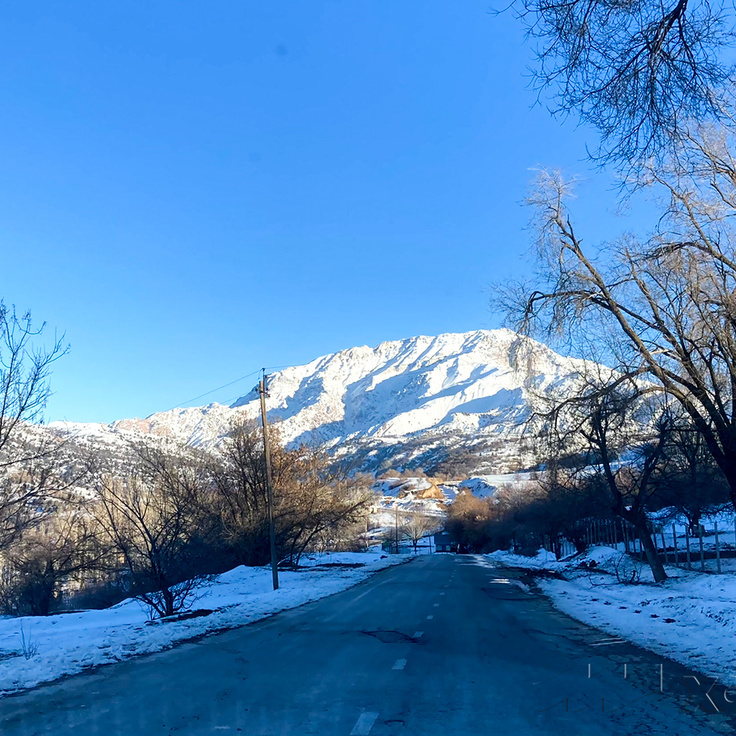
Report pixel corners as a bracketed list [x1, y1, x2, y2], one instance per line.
[361, 630, 419, 644]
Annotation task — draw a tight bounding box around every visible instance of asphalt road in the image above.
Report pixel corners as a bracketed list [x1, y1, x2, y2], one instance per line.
[0, 554, 732, 735]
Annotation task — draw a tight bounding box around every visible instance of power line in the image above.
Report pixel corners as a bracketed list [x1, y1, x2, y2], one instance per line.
[162, 363, 295, 414]
[164, 368, 262, 412]
[221, 369, 289, 407]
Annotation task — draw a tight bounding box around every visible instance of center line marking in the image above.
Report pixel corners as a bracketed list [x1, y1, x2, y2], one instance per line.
[413, 631, 424, 638]
[393, 659, 407, 670]
[351, 712, 378, 735]
[427, 614, 434, 620]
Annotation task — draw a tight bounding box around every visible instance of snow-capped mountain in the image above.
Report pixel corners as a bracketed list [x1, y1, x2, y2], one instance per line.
[52, 329, 587, 474]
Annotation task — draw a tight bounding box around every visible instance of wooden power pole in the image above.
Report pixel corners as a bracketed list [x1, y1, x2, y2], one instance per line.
[259, 370, 279, 590]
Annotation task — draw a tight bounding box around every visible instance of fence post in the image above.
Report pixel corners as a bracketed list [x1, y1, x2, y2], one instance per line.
[715, 520, 722, 574]
[622, 520, 629, 554]
[672, 525, 678, 567]
[661, 529, 669, 564]
[685, 528, 692, 570]
[699, 527, 706, 572]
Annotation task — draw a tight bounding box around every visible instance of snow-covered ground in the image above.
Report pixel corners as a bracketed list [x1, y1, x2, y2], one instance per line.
[0, 552, 408, 697]
[485, 546, 736, 686]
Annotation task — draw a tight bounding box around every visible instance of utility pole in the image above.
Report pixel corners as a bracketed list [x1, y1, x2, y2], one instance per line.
[258, 369, 279, 591]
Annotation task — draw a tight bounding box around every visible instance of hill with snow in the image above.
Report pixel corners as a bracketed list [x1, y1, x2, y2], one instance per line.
[52, 329, 588, 474]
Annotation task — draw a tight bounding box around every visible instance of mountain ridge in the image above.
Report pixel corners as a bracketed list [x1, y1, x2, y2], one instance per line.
[51, 329, 587, 474]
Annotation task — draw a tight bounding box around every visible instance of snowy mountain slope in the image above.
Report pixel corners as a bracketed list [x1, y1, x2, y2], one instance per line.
[51, 329, 590, 473]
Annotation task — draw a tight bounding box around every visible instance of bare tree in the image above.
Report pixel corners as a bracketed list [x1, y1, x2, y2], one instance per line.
[211, 419, 274, 567]
[280, 465, 372, 565]
[401, 513, 440, 553]
[93, 445, 217, 618]
[515, 0, 734, 164]
[0, 503, 103, 616]
[445, 492, 497, 552]
[524, 467, 606, 556]
[540, 374, 670, 580]
[213, 419, 371, 567]
[653, 414, 730, 531]
[0, 303, 68, 549]
[503, 153, 736, 515]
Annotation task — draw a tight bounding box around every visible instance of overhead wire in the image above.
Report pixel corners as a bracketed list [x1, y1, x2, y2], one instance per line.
[164, 368, 262, 412]
[163, 363, 294, 412]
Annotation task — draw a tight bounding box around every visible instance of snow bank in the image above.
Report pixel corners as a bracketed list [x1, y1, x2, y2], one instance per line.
[0, 552, 408, 696]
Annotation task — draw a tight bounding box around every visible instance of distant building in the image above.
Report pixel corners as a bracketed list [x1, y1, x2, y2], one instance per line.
[434, 532, 454, 553]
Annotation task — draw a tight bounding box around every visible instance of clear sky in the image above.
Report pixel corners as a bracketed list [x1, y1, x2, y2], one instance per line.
[0, 1, 640, 423]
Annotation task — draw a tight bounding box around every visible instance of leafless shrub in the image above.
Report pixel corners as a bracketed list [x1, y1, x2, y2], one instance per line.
[613, 553, 643, 584]
[19, 621, 38, 659]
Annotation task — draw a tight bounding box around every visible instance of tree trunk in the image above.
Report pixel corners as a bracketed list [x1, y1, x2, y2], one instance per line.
[163, 586, 175, 617]
[635, 523, 667, 582]
[722, 462, 736, 515]
[571, 529, 587, 554]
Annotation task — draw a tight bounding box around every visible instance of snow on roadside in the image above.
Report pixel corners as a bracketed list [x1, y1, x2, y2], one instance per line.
[484, 547, 736, 686]
[0, 552, 408, 696]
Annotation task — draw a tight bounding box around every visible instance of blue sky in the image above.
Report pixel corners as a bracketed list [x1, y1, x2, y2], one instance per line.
[0, 1, 640, 423]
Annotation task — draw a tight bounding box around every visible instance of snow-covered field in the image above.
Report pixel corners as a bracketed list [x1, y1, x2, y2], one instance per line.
[485, 546, 736, 686]
[0, 552, 408, 696]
